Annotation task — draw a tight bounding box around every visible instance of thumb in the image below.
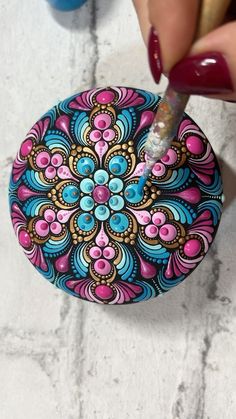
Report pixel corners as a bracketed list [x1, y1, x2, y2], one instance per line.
[169, 22, 236, 100]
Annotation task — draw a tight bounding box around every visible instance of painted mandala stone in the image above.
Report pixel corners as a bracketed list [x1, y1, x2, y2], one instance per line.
[9, 87, 224, 304]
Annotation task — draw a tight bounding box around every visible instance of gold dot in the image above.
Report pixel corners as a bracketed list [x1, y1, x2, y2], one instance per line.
[128, 147, 134, 153]
[124, 237, 130, 243]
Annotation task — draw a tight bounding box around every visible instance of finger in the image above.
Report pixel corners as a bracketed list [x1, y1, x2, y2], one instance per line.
[169, 22, 236, 100]
[132, 0, 150, 44]
[148, 0, 200, 73]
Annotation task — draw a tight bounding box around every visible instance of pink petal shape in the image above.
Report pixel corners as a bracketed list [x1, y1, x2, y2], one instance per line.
[55, 247, 72, 273]
[95, 223, 109, 247]
[134, 111, 155, 137]
[95, 140, 108, 164]
[127, 162, 145, 180]
[57, 208, 78, 223]
[170, 187, 201, 204]
[136, 252, 157, 279]
[129, 209, 151, 225]
[17, 185, 41, 201]
[57, 165, 77, 181]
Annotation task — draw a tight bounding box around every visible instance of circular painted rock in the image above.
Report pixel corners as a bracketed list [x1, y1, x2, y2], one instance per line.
[9, 87, 224, 304]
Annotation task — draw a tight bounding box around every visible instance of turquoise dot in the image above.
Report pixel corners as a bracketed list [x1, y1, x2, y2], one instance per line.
[77, 157, 95, 176]
[94, 205, 110, 221]
[48, 0, 87, 11]
[80, 196, 94, 211]
[62, 184, 80, 204]
[124, 183, 143, 204]
[77, 213, 95, 231]
[109, 212, 129, 233]
[108, 178, 123, 193]
[109, 195, 124, 211]
[109, 156, 128, 175]
[94, 169, 109, 185]
[80, 178, 95, 194]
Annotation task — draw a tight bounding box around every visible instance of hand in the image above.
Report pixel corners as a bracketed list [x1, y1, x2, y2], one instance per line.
[133, 0, 236, 101]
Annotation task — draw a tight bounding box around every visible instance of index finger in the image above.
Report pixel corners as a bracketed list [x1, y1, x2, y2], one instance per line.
[148, 0, 200, 73]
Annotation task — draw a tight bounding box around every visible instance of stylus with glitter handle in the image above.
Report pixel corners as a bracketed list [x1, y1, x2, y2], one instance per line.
[138, 0, 231, 194]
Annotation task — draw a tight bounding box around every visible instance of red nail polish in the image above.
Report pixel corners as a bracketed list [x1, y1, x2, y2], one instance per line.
[169, 52, 233, 95]
[148, 27, 162, 84]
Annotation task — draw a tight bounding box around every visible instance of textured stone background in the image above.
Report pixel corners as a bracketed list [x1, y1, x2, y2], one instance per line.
[0, 1, 236, 418]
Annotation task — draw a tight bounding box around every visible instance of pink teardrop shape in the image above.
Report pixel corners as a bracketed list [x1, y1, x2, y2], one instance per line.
[170, 187, 201, 204]
[95, 140, 108, 164]
[129, 209, 151, 225]
[55, 248, 72, 273]
[55, 115, 71, 138]
[57, 208, 78, 223]
[194, 209, 211, 223]
[165, 257, 174, 279]
[17, 185, 41, 201]
[134, 111, 155, 137]
[136, 252, 157, 279]
[193, 171, 211, 185]
[57, 165, 77, 181]
[127, 162, 145, 180]
[95, 223, 109, 247]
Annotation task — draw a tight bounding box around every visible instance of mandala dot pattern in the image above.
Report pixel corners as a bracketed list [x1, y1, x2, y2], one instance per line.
[9, 87, 224, 304]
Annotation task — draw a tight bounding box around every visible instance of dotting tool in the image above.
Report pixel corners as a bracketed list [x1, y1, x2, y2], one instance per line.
[138, 0, 231, 195]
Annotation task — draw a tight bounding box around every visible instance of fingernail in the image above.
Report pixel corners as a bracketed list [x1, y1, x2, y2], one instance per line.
[148, 27, 163, 84]
[169, 52, 233, 95]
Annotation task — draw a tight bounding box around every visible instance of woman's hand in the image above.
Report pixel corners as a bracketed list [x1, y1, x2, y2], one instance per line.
[133, 0, 236, 101]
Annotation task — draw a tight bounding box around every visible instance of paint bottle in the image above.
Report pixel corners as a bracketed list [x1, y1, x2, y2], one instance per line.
[47, 0, 87, 11]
